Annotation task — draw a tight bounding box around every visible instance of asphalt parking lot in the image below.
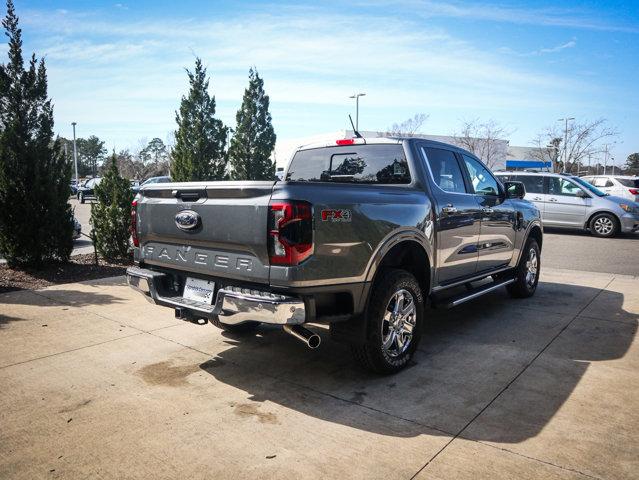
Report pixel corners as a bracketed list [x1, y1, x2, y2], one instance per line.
[1, 264, 638, 479]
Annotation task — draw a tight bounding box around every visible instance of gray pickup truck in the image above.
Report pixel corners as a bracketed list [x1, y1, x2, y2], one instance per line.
[127, 137, 542, 373]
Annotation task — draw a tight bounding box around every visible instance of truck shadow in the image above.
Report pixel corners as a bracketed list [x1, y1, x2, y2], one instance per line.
[198, 280, 636, 442]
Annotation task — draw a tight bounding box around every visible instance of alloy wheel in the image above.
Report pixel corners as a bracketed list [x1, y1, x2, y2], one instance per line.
[593, 216, 614, 236]
[525, 248, 538, 287]
[381, 289, 416, 358]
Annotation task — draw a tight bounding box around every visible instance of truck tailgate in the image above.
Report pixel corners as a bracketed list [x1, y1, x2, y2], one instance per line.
[136, 181, 274, 284]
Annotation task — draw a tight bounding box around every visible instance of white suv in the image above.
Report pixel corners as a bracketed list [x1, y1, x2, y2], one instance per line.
[581, 175, 639, 203]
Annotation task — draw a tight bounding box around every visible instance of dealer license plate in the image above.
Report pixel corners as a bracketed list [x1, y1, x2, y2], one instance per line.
[183, 277, 216, 304]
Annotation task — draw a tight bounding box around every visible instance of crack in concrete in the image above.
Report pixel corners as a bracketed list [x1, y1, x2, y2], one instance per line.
[407, 276, 616, 480]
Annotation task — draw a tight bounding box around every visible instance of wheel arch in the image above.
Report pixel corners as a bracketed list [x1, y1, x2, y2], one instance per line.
[585, 209, 621, 230]
[366, 236, 432, 297]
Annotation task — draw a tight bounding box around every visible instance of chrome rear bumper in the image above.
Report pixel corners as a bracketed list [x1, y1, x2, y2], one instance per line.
[126, 266, 306, 325]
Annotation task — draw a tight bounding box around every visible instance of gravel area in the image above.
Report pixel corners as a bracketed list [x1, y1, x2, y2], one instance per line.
[0, 254, 129, 293]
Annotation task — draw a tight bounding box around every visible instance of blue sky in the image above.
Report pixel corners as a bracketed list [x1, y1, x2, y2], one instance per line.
[7, 0, 639, 166]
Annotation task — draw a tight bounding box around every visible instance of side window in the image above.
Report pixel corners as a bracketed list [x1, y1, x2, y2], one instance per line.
[605, 179, 615, 187]
[591, 177, 608, 188]
[421, 147, 466, 194]
[512, 175, 544, 194]
[461, 154, 499, 196]
[548, 177, 581, 196]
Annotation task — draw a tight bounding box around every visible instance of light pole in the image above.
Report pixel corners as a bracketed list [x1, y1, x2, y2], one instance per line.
[558, 117, 574, 173]
[71, 122, 79, 186]
[349, 93, 366, 131]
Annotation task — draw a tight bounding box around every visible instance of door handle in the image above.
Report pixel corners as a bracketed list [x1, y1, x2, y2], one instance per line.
[442, 204, 457, 214]
[481, 207, 493, 214]
[533, 197, 542, 201]
[549, 198, 557, 202]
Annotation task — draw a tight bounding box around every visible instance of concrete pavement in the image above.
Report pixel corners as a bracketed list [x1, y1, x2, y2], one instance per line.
[0, 268, 637, 479]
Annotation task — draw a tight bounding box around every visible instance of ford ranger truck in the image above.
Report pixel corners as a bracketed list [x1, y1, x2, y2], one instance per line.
[127, 137, 542, 374]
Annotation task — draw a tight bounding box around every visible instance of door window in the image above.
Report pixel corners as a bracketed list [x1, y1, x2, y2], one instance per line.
[510, 175, 544, 194]
[461, 154, 499, 196]
[548, 177, 582, 196]
[591, 177, 612, 188]
[421, 147, 466, 193]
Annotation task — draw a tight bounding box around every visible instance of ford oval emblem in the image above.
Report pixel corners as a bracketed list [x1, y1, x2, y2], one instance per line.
[175, 210, 200, 231]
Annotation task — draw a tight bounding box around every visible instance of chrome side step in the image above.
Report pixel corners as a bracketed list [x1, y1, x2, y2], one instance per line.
[435, 278, 515, 309]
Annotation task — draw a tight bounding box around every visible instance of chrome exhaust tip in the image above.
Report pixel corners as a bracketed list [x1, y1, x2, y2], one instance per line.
[283, 325, 321, 349]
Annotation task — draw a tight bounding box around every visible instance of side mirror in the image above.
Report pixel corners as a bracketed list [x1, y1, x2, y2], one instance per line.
[504, 181, 526, 199]
[576, 189, 589, 198]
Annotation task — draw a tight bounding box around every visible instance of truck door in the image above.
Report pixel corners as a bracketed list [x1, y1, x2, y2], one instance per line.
[460, 154, 517, 272]
[420, 146, 481, 283]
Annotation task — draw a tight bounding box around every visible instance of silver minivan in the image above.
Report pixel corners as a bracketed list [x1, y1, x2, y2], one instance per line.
[495, 172, 639, 237]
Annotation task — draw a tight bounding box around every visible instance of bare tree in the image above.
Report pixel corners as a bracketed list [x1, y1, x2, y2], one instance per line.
[531, 118, 618, 173]
[452, 119, 511, 169]
[383, 113, 429, 137]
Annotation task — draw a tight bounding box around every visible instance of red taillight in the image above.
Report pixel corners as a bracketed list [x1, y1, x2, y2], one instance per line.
[131, 200, 139, 247]
[336, 138, 355, 145]
[629, 188, 639, 195]
[268, 200, 313, 266]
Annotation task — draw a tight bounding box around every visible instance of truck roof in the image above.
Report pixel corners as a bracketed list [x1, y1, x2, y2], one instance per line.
[295, 136, 475, 158]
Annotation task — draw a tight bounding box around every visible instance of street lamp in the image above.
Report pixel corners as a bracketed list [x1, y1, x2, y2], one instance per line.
[71, 122, 79, 187]
[349, 93, 366, 131]
[558, 117, 574, 173]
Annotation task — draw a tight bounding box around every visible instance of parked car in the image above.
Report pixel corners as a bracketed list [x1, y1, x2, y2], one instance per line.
[581, 175, 639, 203]
[127, 137, 542, 374]
[495, 171, 639, 237]
[76, 177, 102, 204]
[132, 176, 171, 195]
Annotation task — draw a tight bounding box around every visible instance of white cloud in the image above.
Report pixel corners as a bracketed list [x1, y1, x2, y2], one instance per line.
[361, 0, 639, 33]
[12, 5, 599, 149]
[499, 39, 577, 57]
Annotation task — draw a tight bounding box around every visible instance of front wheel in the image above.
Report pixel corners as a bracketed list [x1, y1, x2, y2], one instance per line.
[351, 269, 424, 374]
[590, 213, 619, 238]
[506, 238, 540, 298]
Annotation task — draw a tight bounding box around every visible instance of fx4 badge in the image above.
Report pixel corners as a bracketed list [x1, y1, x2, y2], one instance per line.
[321, 209, 352, 222]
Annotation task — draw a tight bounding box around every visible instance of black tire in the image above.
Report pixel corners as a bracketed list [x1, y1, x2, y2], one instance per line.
[210, 316, 260, 333]
[79, 192, 85, 204]
[589, 213, 619, 238]
[506, 238, 540, 298]
[351, 269, 424, 375]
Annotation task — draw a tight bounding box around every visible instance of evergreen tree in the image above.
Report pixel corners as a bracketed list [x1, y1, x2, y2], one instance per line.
[171, 58, 227, 181]
[229, 68, 276, 180]
[90, 153, 133, 262]
[625, 153, 639, 175]
[0, 0, 73, 267]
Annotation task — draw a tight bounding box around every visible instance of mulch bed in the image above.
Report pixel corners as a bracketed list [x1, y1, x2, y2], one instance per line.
[0, 254, 131, 294]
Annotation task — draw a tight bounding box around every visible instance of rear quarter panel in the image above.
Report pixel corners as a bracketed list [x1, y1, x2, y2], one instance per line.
[270, 141, 434, 288]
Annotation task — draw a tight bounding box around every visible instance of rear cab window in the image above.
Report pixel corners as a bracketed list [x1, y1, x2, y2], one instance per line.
[286, 144, 410, 184]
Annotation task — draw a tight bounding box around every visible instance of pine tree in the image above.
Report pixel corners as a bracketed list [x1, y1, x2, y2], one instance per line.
[625, 153, 639, 175]
[90, 153, 133, 262]
[228, 68, 276, 180]
[0, 0, 73, 267]
[171, 58, 228, 181]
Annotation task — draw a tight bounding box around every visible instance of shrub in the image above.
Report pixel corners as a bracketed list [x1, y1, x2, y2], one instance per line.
[90, 154, 133, 262]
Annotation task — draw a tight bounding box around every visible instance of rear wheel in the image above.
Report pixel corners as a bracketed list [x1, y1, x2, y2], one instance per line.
[210, 316, 260, 333]
[351, 269, 424, 374]
[506, 238, 540, 298]
[590, 213, 619, 238]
